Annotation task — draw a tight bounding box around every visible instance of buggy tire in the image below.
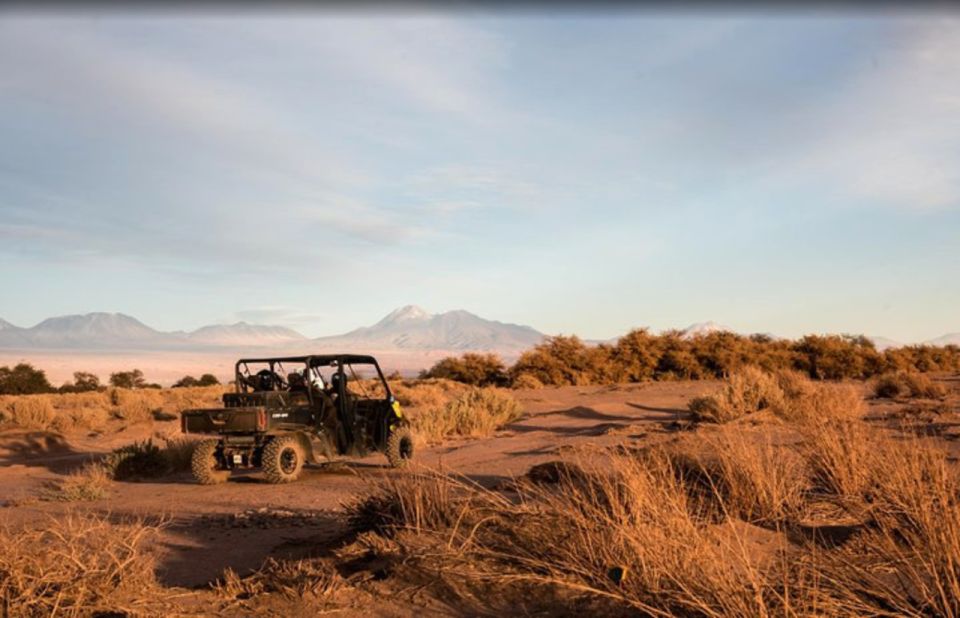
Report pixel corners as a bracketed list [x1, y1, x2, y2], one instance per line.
[191, 439, 229, 485]
[262, 435, 304, 483]
[385, 426, 415, 469]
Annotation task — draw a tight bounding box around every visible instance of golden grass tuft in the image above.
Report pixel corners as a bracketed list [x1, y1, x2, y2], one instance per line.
[690, 367, 864, 425]
[674, 428, 808, 525]
[412, 387, 523, 443]
[873, 371, 947, 400]
[43, 462, 113, 502]
[688, 366, 785, 423]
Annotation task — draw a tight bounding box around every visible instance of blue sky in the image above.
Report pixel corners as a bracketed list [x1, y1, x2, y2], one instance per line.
[1, 10, 958, 342]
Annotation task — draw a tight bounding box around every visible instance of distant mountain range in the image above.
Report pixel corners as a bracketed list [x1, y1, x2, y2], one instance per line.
[0, 307, 544, 353]
[314, 305, 543, 352]
[0, 308, 955, 353]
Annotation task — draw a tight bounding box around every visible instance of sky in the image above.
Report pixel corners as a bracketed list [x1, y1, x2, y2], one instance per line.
[0, 8, 958, 343]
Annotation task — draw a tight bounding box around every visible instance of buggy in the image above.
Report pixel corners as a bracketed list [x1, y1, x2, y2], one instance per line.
[181, 354, 414, 484]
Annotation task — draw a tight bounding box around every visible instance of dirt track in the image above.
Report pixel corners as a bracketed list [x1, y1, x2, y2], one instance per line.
[3, 379, 959, 615]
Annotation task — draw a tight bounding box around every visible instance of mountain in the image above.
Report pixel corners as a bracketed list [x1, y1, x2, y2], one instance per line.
[679, 321, 734, 339]
[0, 313, 166, 348]
[926, 333, 960, 347]
[0, 318, 17, 330]
[867, 336, 904, 351]
[187, 322, 307, 346]
[0, 312, 306, 349]
[314, 305, 544, 352]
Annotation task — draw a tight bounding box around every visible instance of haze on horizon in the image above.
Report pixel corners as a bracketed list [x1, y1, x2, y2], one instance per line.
[1, 8, 958, 344]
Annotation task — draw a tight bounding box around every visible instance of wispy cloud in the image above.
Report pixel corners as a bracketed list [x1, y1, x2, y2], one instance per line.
[772, 19, 960, 211]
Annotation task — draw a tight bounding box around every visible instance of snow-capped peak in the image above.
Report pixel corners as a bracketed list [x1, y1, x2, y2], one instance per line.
[680, 321, 734, 339]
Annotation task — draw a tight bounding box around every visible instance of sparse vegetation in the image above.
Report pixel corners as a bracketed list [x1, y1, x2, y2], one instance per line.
[0, 384, 223, 431]
[688, 367, 864, 425]
[341, 380, 960, 616]
[412, 387, 523, 443]
[43, 462, 113, 502]
[873, 370, 947, 399]
[0, 352, 957, 615]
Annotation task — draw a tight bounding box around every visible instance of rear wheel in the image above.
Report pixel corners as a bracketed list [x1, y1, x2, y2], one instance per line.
[385, 426, 415, 469]
[191, 439, 229, 485]
[262, 435, 304, 483]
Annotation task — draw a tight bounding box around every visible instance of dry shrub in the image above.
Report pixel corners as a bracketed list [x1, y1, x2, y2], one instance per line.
[110, 388, 164, 422]
[159, 385, 225, 415]
[777, 381, 863, 425]
[800, 420, 877, 510]
[413, 387, 523, 443]
[873, 371, 947, 400]
[2, 396, 56, 430]
[688, 367, 784, 423]
[675, 429, 808, 525]
[511, 373, 545, 390]
[814, 436, 960, 616]
[216, 557, 344, 604]
[347, 470, 488, 536]
[43, 462, 113, 502]
[348, 455, 810, 616]
[691, 368, 864, 426]
[0, 513, 162, 616]
[390, 378, 470, 409]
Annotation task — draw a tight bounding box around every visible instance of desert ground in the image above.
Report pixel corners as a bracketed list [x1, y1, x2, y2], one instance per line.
[2, 374, 960, 616]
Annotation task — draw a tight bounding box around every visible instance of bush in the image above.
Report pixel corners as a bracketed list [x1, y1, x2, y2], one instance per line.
[103, 438, 196, 480]
[59, 371, 102, 394]
[689, 368, 865, 426]
[509, 335, 613, 386]
[421, 353, 508, 386]
[688, 367, 785, 423]
[0, 363, 53, 395]
[413, 387, 523, 443]
[0, 513, 162, 615]
[873, 371, 947, 400]
[44, 462, 113, 502]
[510, 373, 544, 390]
[3, 397, 56, 430]
[172, 375, 200, 388]
[109, 369, 146, 389]
[110, 388, 162, 421]
[104, 440, 169, 480]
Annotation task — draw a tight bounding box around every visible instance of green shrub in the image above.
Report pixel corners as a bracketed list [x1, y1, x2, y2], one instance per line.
[105, 440, 169, 480]
[0, 363, 54, 395]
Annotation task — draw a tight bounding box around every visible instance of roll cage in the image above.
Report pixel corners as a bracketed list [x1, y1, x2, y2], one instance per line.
[234, 354, 394, 404]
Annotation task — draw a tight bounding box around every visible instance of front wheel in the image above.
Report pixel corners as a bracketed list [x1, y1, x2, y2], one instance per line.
[385, 426, 415, 469]
[191, 439, 230, 485]
[262, 435, 305, 483]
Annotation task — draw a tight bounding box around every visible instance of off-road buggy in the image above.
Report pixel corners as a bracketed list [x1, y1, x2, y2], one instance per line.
[181, 354, 414, 484]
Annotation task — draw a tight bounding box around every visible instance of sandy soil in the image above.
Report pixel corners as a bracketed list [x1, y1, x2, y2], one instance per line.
[2, 378, 959, 616]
